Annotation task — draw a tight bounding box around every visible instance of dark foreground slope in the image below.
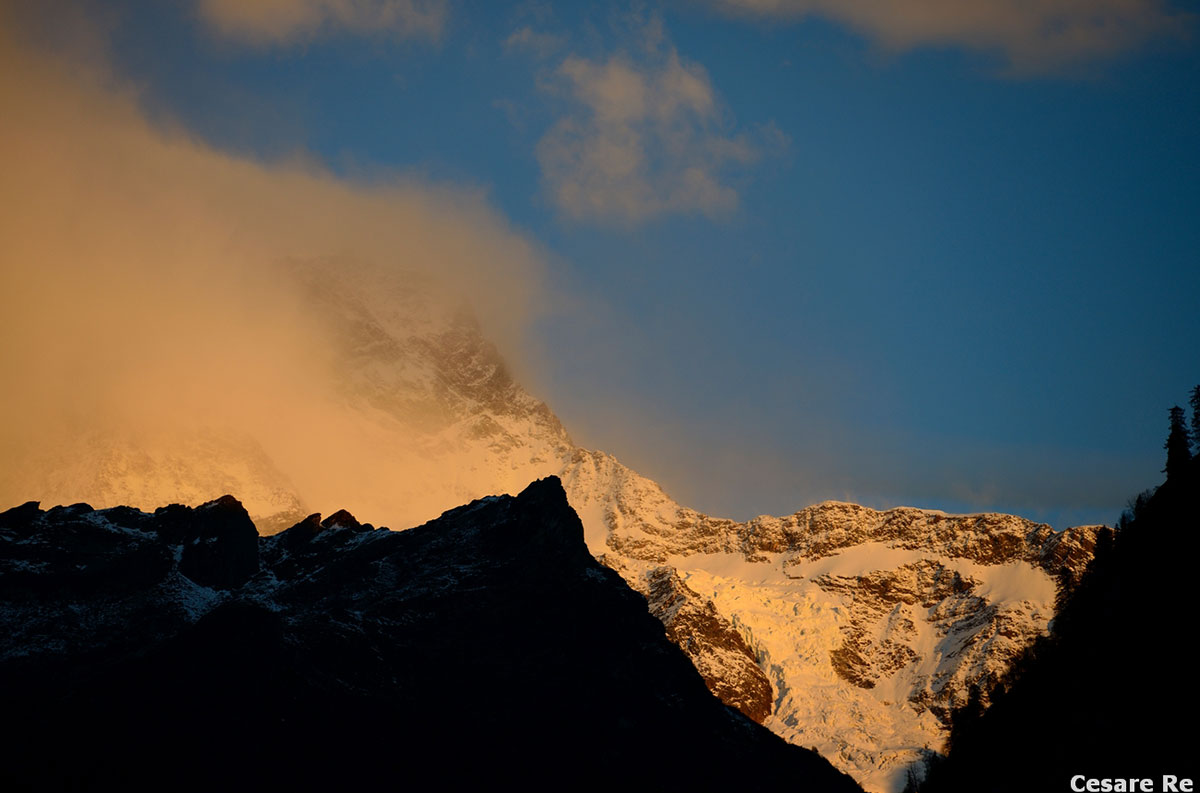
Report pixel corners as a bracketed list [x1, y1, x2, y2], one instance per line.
[914, 459, 1200, 793]
[0, 477, 861, 792]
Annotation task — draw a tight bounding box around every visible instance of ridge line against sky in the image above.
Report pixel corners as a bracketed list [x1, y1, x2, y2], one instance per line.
[2, 0, 1198, 529]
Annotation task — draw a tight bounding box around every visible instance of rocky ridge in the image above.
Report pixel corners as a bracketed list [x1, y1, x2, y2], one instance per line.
[0, 481, 862, 792]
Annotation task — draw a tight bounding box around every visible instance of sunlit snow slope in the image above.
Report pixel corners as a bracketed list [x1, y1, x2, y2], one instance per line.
[562, 449, 1098, 792]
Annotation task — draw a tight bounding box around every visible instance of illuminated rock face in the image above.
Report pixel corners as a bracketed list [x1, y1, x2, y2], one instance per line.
[562, 448, 1099, 792]
[603, 559, 775, 724]
[0, 481, 861, 793]
[0, 274, 1098, 793]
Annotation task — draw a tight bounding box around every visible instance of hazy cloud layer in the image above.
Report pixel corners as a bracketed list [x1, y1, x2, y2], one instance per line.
[711, 0, 1189, 70]
[196, 0, 447, 45]
[536, 18, 772, 224]
[0, 11, 548, 524]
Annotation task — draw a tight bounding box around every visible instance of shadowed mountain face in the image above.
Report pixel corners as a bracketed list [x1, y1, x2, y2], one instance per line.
[0, 478, 861, 792]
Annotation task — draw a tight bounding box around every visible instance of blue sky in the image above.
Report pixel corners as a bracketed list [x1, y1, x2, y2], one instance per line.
[10, 0, 1200, 527]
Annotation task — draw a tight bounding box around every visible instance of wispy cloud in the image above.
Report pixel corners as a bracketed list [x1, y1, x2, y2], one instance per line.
[535, 15, 779, 225]
[196, 0, 448, 46]
[504, 25, 566, 58]
[709, 0, 1191, 71]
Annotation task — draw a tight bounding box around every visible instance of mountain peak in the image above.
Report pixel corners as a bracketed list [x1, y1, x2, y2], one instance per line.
[0, 286, 1101, 792]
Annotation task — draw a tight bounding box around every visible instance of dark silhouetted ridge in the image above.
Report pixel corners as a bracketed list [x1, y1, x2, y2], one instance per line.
[0, 477, 861, 792]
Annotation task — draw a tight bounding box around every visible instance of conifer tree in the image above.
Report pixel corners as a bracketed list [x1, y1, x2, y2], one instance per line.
[1190, 384, 1200, 456]
[1165, 405, 1190, 481]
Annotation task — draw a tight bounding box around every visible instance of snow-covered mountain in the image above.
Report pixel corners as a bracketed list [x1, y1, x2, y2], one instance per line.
[561, 448, 1098, 791]
[1, 266, 1100, 792]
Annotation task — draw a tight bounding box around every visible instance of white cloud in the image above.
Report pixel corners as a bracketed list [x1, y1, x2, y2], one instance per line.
[710, 0, 1190, 71]
[196, 0, 448, 45]
[536, 19, 770, 225]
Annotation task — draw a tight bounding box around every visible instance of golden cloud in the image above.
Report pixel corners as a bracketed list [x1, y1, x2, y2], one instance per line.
[711, 0, 1190, 71]
[0, 10, 553, 527]
[536, 17, 773, 225]
[196, 0, 447, 45]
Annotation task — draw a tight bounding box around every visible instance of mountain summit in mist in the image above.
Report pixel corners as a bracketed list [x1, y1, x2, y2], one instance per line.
[0, 270, 1106, 791]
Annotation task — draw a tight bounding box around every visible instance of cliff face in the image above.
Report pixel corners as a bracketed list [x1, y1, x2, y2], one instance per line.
[605, 559, 776, 724]
[0, 481, 861, 792]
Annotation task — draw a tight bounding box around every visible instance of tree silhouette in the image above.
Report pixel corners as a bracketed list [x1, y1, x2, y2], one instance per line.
[1190, 385, 1200, 456]
[1165, 405, 1190, 481]
[912, 392, 1200, 793]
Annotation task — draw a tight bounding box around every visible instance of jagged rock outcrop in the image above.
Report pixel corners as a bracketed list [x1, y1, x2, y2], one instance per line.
[0, 479, 862, 793]
[817, 562, 978, 692]
[179, 495, 259, 589]
[562, 450, 1098, 580]
[320, 508, 364, 532]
